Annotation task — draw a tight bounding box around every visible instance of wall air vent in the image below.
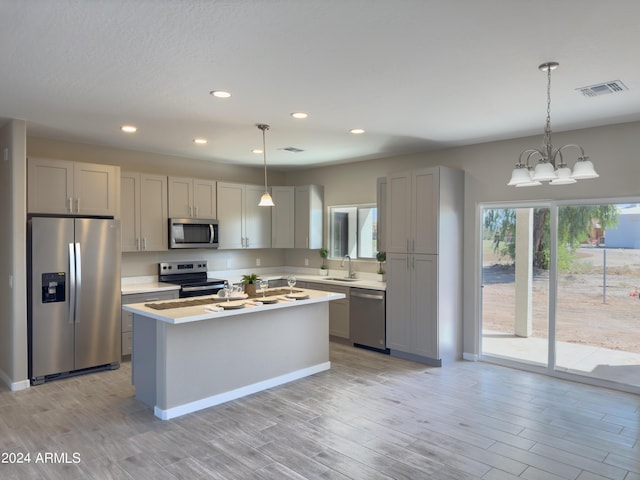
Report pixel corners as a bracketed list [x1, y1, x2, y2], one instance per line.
[576, 80, 628, 98]
[279, 147, 305, 153]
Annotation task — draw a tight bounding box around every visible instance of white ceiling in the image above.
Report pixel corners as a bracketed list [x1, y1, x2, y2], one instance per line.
[2, 0, 640, 169]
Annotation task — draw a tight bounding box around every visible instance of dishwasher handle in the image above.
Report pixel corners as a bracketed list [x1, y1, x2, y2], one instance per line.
[351, 291, 385, 301]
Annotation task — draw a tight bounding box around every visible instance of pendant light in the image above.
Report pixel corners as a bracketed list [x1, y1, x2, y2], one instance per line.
[256, 124, 275, 206]
[508, 62, 599, 187]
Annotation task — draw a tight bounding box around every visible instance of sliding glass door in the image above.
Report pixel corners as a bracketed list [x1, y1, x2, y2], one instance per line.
[481, 206, 550, 367]
[480, 201, 640, 390]
[555, 203, 640, 387]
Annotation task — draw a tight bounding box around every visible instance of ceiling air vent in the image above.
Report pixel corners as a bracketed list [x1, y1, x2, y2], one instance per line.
[279, 147, 304, 153]
[576, 80, 628, 98]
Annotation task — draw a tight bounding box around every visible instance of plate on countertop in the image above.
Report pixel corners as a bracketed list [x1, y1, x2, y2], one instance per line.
[285, 292, 310, 300]
[256, 296, 280, 304]
[219, 300, 246, 309]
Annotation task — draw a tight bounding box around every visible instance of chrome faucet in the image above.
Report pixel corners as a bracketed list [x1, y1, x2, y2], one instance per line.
[341, 255, 356, 278]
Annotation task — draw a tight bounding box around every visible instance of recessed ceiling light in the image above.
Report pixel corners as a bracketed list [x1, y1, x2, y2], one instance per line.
[193, 138, 207, 144]
[121, 125, 137, 133]
[291, 112, 308, 119]
[350, 128, 365, 134]
[210, 90, 231, 98]
[252, 148, 263, 154]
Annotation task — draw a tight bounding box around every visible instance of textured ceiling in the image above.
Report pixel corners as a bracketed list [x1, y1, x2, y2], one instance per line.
[2, 0, 640, 169]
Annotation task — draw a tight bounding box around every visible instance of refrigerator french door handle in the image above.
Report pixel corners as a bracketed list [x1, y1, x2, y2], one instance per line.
[74, 242, 82, 323]
[68, 243, 76, 324]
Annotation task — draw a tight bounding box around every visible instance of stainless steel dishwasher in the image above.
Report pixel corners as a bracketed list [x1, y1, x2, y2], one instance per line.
[350, 288, 388, 353]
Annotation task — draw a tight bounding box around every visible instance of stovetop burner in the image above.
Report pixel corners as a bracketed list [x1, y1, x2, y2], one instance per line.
[159, 260, 227, 297]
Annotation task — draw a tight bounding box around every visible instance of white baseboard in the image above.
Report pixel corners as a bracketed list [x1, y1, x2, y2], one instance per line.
[463, 352, 479, 362]
[0, 368, 30, 391]
[154, 361, 331, 420]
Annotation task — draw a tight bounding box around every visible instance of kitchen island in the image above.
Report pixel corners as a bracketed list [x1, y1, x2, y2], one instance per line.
[122, 288, 344, 419]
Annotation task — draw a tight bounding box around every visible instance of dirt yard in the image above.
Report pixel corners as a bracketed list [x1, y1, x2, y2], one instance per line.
[482, 245, 640, 354]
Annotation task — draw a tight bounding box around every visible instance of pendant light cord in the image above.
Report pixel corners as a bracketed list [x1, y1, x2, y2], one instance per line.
[257, 123, 270, 194]
[262, 127, 269, 193]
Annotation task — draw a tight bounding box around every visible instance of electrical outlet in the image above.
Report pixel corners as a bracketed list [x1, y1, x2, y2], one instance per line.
[304, 258, 309, 266]
[256, 258, 261, 266]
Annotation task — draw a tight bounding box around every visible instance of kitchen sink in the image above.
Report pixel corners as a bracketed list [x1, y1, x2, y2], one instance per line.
[325, 277, 359, 282]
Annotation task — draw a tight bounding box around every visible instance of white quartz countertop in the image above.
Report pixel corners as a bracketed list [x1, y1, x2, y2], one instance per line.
[122, 288, 345, 325]
[272, 273, 385, 291]
[219, 271, 386, 291]
[121, 282, 180, 295]
[121, 271, 385, 295]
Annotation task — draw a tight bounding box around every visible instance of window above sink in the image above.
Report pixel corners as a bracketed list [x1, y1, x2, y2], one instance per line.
[329, 204, 377, 259]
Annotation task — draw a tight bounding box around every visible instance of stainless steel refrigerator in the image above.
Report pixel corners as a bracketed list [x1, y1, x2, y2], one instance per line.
[28, 216, 121, 385]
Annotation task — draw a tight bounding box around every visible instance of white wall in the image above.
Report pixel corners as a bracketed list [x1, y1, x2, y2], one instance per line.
[28, 136, 287, 186]
[285, 121, 640, 357]
[0, 119, 28, 391]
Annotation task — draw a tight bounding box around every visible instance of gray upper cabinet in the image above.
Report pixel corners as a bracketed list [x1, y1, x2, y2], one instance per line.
[271, 186, 295, 248]
[168, 176, 217, 219]
[121, 172, 168, 252]
[386, 168, 438, 254]
[28, 157, 119, 217]
[294, 185, 324, 249]
[217, 182, 271, 249]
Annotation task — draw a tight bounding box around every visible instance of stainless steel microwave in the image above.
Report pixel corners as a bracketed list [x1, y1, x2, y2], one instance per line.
[169, 218, 219, 249]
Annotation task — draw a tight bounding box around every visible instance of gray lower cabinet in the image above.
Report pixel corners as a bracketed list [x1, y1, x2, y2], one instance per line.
[121, 290, 179, 358]
[268, 278, 287, 288]
[305, 282, 350, 339]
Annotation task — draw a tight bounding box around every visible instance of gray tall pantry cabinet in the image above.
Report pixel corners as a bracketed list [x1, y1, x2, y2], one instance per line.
[385, 166, 464, 366]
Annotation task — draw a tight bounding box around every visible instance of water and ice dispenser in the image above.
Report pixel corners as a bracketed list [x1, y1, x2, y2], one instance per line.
[41, 272, 65, 303]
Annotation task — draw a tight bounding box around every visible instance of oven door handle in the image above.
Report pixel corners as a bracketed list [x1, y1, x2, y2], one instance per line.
[182, 285, 223, 293]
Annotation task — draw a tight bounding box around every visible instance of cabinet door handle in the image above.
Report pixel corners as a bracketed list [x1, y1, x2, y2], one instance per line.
[75, 197, 80, 213]
[245, 237, 249, 248]
[194, 205, 199, 217]
[136, 238, 140, 251]
[68, 197, 73, 213]
[406, 256, 409, 269]
[143, 237, 147, 250]
[412, 239, 415, 252]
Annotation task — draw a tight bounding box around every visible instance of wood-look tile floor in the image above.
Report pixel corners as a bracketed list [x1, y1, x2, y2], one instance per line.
[1, 341, 638, 480]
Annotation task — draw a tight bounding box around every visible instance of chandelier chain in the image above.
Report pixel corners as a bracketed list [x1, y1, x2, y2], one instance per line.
[543, 64, 553, 161]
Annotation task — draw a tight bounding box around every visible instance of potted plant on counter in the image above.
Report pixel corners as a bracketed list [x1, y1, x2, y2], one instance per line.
[319, 247, 329, 275]
[376, 251, 386, 282]
[242, 273, 260, 296]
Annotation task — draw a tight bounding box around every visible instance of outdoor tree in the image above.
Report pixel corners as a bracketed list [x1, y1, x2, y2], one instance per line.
[484, 205, 618, 269]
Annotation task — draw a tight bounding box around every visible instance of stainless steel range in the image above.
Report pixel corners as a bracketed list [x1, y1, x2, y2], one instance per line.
[159, 260, 227, 298]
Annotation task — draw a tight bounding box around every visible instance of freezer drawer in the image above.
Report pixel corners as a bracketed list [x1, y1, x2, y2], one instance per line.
[350, 288, 388, 352]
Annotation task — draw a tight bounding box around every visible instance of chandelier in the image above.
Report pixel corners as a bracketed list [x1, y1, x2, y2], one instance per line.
[256, 124, 275, 206]
[508, 62, 599, 187]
